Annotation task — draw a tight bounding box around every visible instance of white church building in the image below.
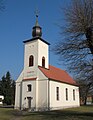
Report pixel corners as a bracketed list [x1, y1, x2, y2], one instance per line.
[15, 16, 80, 111]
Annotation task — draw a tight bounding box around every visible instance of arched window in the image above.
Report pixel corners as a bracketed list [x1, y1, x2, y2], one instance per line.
[42, 56, 45, 67]
[66, 88, 68, 101]
[29, 55, 34, 67]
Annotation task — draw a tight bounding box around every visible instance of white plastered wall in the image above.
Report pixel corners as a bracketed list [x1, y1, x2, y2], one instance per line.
[21, 80, 36, 110]
[49, 80, 80, 110]
[23, 39, 49, 79]
[24, 40, 38, 79]
[38, 40, 49, 69]
[15, 70, 24, 109]
[37, 80, 48, 110]
[36, 68, 49, 110]
[15, 82, 22, 109]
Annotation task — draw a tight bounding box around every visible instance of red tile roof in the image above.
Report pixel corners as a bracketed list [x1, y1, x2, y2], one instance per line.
[39, 65, 77, 85]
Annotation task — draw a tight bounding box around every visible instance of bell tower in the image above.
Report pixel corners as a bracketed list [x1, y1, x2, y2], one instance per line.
[23, 15, 50, 79]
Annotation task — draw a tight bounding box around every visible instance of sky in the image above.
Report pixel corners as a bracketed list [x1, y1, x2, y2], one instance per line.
[0, 0, 71, 80]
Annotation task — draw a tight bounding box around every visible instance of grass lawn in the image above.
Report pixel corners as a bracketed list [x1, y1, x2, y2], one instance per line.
[0, 106, 93, 120]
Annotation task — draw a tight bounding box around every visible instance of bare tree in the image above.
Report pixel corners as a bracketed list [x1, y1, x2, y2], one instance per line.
[54, 0, 93, 99]
[77, 79, 93, 105]
[62, 0, 93, 54]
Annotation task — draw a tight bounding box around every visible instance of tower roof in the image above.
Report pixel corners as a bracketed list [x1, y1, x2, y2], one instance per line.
[23, 14, 50, 45]
[32, 15, 42, 37]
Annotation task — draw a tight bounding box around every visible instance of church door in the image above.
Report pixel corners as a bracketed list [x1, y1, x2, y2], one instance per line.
[27, 97, 31, 109]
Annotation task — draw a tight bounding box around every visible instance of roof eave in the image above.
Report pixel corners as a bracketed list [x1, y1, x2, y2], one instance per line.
[23, 37, 50, 45]
[48, 78, 78, 86]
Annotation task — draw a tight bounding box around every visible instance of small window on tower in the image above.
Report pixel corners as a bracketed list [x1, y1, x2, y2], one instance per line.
[29, 55, 34, 67]
[42, 56, 45, 67]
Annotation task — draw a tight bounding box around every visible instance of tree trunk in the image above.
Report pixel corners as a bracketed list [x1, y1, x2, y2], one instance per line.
[84, 96, 87, 105]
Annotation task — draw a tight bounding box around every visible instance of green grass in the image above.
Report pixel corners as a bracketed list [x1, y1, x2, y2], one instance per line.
[0, 108, 14, 120]
[0, 106, 93, 120]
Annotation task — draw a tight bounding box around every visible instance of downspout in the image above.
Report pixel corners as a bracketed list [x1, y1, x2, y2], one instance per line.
[36, 77, 38, 111]
[48, 79, 50, 110]
[20, 81, 22, 110]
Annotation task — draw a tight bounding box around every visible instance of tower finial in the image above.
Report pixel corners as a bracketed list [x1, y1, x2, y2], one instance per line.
[35, 8, 39, 18]
[34, 9, 39, 26]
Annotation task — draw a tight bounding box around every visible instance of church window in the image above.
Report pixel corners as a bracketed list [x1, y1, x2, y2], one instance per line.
[29, 55, 34, 67]
[56, 87, 59, 100]
[66, 88, 68, 101]
[27, 84, 32, 92]
[42, 56, 45, 67]
[73, 89, 75, 100]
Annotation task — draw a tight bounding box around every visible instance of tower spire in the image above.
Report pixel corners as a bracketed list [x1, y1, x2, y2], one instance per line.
[35, 9, 39, 27]
[32, 10, 42, 38]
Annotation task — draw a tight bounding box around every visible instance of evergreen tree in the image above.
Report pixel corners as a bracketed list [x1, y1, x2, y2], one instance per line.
[11, 80, 15, 105]
[1, 76, 6, 103]
[0, 72, 15, 105]
[5, 71, 12, 105]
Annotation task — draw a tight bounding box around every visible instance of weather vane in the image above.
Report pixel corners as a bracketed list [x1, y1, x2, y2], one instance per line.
[35, 8, 40, 19]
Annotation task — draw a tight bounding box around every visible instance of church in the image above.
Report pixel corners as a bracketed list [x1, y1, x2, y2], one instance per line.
[15, 16, 80, 111]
